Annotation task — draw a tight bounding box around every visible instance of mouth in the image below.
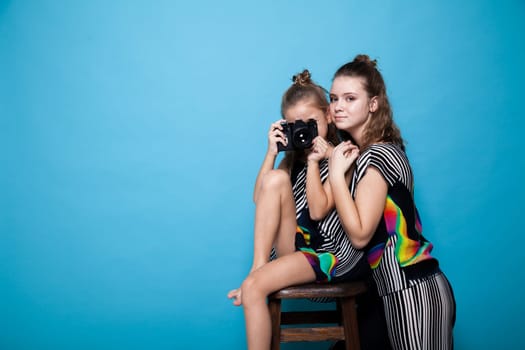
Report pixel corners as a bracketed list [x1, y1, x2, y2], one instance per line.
[333, 116, 346, 122]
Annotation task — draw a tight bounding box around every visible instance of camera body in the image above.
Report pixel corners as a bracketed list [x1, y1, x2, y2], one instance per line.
[277, 119, 318, 152]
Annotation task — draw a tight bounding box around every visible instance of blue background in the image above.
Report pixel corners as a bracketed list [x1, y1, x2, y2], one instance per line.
[1, 0, 524, 349]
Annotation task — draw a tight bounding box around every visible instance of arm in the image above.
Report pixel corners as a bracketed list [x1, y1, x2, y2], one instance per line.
[305, 136, 334, 220]
[253, 120, 288, 202]
[253, 152, 278, 203]
[329, 142, 388, 249]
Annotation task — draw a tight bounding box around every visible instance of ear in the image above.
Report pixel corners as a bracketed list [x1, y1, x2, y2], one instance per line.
[325, 108, 333, 123]
[369, 96, 378, 113]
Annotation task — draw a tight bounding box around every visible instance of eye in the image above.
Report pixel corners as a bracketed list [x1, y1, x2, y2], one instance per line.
[345, 96, 355, 102]
[329, 96, 337, 103]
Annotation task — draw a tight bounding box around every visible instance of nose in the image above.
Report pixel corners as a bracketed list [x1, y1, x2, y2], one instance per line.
[334, 99, 344, 112]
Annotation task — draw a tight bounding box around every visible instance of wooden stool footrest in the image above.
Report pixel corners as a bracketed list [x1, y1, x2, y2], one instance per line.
[281, 326, 344, 342]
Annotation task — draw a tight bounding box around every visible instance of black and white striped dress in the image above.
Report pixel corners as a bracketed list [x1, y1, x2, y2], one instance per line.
[291, 159, 365, 281]
[351, 143, 456, 349]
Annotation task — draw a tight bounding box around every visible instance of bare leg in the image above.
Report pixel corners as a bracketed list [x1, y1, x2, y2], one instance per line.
[242, 252, 316, 350]
[228, 170, 297, 306]
[252, 169, 297, 270]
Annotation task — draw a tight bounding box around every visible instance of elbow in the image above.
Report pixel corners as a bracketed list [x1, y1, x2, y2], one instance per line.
[342, 225, 374, 249]
[349, 236, 371, 250]
[310, 213, 324, 221]
[309, 207, 329, 221]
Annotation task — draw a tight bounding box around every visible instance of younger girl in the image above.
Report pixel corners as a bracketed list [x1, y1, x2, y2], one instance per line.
[328, 54, 456, 349]
[227, 70, 367, 350]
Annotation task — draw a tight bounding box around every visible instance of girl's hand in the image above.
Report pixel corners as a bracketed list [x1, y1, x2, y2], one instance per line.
[267, 120, 287, 155]
[329, 141, 360, 175]
[307, 136, 331, 163]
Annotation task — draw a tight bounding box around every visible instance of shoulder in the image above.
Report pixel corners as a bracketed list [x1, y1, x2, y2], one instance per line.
[355, 143, 410, 186]
[359, 143, 407, 164]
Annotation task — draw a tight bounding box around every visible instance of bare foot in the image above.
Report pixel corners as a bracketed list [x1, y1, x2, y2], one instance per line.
[227, 267, 263, 307]
[227, 288, 242, 306]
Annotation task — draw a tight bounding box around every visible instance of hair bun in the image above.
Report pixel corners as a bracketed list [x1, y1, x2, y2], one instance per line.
[292, 69, 312, 86]
[354, 54, 377, 68]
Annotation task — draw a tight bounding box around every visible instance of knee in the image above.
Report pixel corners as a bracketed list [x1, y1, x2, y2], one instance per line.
[241, 274, 266, 308]
[260, 169, 290, 193]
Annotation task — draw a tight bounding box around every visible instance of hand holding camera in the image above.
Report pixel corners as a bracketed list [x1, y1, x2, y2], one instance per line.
[307, 134, 331, 163]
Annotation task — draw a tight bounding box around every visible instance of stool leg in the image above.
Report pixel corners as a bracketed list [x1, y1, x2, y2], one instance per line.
[340, 297, 360, 350]
[268, 298, 282, 350]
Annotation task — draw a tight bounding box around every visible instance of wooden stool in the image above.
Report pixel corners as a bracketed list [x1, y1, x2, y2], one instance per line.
[268, 281, 367, 350]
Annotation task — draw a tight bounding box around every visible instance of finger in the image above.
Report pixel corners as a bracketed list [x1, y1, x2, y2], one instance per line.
[227, 288, 238, 298]
[272, 129, 283, 138]
[272, 120, 285, 130]
[335, 143, 352, 153]
[270, 129, 286, 141]
[331, 146, 343, 157]
[344, 146, 358, 157]
[270, 126, 282, 134]
[315, 137, 326, 147]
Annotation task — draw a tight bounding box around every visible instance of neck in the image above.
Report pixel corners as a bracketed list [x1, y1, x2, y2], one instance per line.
[346, 116, 370, 148]
[351, 134, 363, 148]
[349, 126, 366, 148]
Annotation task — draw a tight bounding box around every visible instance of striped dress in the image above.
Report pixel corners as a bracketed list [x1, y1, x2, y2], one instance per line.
[351, 143, 456, 349]
[291, 158, 365, 282]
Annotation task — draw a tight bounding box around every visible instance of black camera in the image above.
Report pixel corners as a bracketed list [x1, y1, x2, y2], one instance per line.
[277, 119, 318, 152]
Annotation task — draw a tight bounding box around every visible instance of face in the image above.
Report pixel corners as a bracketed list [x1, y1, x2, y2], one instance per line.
[283, 99, 330, 139]
[329, 76, 377, 138]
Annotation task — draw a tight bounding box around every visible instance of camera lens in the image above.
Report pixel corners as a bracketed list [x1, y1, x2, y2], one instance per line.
[292, 123, 314, 149]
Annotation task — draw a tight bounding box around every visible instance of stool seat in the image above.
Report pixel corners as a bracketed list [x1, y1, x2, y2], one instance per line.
[268, 281, 367, 350]
[270, 281, 367, 299]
